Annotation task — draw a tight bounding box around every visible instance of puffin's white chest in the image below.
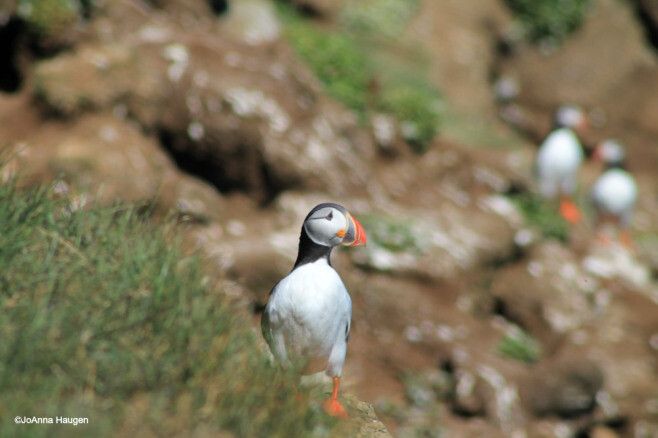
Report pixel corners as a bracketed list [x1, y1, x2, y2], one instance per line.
[267, 259, 351, 360]
[592, 169, 638, 215]
[536, 128, 584, 176]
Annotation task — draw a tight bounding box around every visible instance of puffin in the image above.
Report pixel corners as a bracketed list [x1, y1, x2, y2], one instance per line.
[535, 104, 588, 224]
[590, 140, 638, 248]
[261, 203, 367, 419]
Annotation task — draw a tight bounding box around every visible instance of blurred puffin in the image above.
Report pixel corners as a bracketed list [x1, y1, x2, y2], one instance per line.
[535, 104, 588, 224]
[261, 203, 367, 419]
[590, 140, 637, 248]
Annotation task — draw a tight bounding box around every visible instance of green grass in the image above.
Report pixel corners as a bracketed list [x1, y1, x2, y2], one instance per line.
[283, 18, 371, 117]
[17, 0, 81, 41]
[511, 192, 569, 242]
[504, 0, 592, 44]
[278, 2, 442, 152]
[0, 178, 341, 437]
[495, 326, 541, 364]
[338, 0, 421, 40]
[376, 78, 441, 153]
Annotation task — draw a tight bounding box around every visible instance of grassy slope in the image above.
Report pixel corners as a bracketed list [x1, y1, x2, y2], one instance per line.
[0, 179, 344, 437]
[278, 0, 441, 153]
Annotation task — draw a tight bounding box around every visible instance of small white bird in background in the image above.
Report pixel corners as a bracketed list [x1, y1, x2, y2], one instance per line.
[261, 203, 367, 419]
[535, 104, 589, 224]
[590, 140, 638, 248]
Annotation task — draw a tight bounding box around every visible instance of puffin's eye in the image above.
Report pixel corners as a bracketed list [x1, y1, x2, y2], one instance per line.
[325, 211, 333, 221]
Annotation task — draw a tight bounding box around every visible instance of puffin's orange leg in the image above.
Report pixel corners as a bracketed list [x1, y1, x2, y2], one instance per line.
[322, 377, 348, 419]
[559, 197, 581, 224]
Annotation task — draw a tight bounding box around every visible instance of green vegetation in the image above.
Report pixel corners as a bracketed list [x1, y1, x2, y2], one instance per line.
[278, 1, 442, 153]
[504, 0, 592, 44]
[512, 193, 569, 242]
[496, 326, 541, 364]
[376, 79, 441, 153]
[283, 19, 371, 116]
[339, 0, 420, 40]
[0, 178, 341, 437]
[17, 0, 81, 44]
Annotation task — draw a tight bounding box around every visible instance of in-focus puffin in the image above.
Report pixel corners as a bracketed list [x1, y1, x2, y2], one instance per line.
[590, 140, 638, 248]
[261, 203, 367, 419]
[535, 104, 588, 224]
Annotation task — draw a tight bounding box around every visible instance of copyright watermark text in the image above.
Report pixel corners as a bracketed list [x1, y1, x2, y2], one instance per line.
[14, 416, 89, 426]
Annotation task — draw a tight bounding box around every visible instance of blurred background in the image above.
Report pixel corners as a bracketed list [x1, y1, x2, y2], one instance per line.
[1, 0, 658, 436]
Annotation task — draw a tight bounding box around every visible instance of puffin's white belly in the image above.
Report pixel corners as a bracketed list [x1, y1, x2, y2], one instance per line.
[536, 128, 584, 197]
[591, 169, 638, 216]
[265, 259, 351, 374]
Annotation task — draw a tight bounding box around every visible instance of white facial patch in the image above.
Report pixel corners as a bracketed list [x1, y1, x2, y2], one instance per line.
[304, 207, 348, 247]
[556, 105, 584, 129]
[600, 140, 625, 164]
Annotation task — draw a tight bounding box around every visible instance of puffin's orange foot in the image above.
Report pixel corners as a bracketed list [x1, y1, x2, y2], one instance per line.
[323, 376, 348, 419]
[560, 199, 581, 224]
[322, 397, 348, 420]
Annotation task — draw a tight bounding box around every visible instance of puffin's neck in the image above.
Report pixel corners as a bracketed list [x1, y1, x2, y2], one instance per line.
[605, 161, 626, 171]
[551, 121, 571, 132]
[293, 227, 333, 269]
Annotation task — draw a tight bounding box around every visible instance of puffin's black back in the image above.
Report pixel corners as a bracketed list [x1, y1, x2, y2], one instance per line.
[293, 203, 347, 269]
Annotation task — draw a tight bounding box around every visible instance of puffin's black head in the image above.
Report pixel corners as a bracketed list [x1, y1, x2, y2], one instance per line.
[294, 203, 366, 268]
[303, 203, 367, 248]
[593, 139, 626, 169]
[553, 104, 588, 135]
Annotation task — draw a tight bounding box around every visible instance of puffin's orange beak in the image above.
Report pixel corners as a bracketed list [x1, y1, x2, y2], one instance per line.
[340, 214, 367, 247]
[577, 116, 589, 134]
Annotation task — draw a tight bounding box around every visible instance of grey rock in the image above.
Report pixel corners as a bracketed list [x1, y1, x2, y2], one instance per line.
[524, 359, 603, 418]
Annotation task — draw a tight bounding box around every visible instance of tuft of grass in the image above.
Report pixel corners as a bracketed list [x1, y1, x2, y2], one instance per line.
[511, 192, 568, 242]
[339, 0, 420, 40]
[280, 8, 371, 118]
[495, 326, 541, 364]
[0, 178, 342, 437]
[17, 0, 82, 46]
[278, 2, 442, 152]
[376, 79, 441, 153]
[504, 0, 592, 44]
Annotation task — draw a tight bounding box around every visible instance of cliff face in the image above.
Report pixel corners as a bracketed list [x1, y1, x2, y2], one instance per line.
[1, 0, 658, 436]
